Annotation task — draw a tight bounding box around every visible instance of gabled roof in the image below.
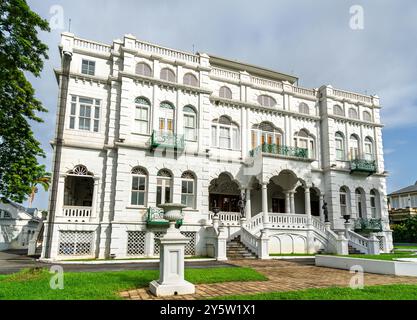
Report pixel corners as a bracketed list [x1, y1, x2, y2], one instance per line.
[388, 182, 417, 196]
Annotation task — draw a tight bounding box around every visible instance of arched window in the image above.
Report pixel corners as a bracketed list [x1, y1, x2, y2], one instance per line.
[0, 209, 12, 219]
[159, 101, 175, 133]
[69, 164, 93, 176]
[181, 171, 196, 208]
[294, 129, 315, 159]
[135, 62, 152, 77]
[298, 102, 309, 115]
[340, 187, 348, 216]
[183, 105, 197, 141]
[211, 116, 240, 150]
[219, 86, 232, 99]
[160, 68, 176, 82]
[257, 95, 276, 107]
[348, 108, 359, 119]
[251, 122, 282, 149]
[349, 134, 360, 160]
[333, 105, 344, 116]
[363, 111, 372, 122]
[156, 169, 173, 205]
[134, 97, 150, 134]
[131, 167, 147, 206]
[183, 73, 198, 86]
[370, 189, 377, 218]
[355, 188, 365, 218]
[335, 132, 345, 160]
[364, 137, 374, 160]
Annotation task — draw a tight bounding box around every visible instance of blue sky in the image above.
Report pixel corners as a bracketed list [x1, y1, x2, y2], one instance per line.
[25, 0, 417, 209]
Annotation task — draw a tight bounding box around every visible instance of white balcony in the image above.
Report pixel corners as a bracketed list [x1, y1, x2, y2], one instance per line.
[62, 206, 92, 219]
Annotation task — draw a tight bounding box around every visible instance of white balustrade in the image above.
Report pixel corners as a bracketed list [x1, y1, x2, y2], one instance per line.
[135, 40, 200, 64]
[332, 88, 372, 104]
[268, 213, 308, 228]
[346, 229, 370, 253]
[250, 76, 283, 89]
[293, 86, 316, 97]
[74, 38, 111, 54]
[208, 211, 241, 226]
[244, 212, 264, 232]
[240, 227, 259, 255]
[311, 216, 326, 233]
[210, 67, 241, 81]
[63, 206, 92, 218]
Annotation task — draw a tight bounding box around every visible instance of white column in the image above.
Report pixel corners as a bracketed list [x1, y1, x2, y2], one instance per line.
[304, 187, 311, 223]
[285, 191, 291, 213]
[319, 194, 325, 223]
[290, 191, 295, 213]
[245, 188, 252, 218]
[91, 177, 99, 218]
[262, 182, 269, 226]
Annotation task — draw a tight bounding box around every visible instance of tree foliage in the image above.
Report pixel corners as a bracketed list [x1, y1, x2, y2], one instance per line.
[392, 216, 417, 243]
[0, 0, 50, 203]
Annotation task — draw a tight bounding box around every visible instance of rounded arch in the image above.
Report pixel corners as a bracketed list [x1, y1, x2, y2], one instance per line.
[181, 170, 196, 180]
[183, 72, 198, 86]
[257, 94, 277, 107]
[135, 96, 151, 105]
[160, 100, 175, 110]
[348, 107, 359, 119]
[355, 187, 367, 218]
[333, 104, 344, 116]
[135, 62, 152, 77]
[363, 110, 372, 122]
[294, 129, 316, 159]
[68, 164, 93, 176]
[219, 86, 232, 99]
[209, 171, 241, 212]
[183, 104, 196, 113]
[298, 102, 310, 114]
[160, 67, 176, 82]
[131, 166, 148, 175]
[339, 185, 350, 217]
[157, 168, 173, 178]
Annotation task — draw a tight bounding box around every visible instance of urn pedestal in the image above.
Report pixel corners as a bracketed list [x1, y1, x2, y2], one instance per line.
[149, 203, 195, 297]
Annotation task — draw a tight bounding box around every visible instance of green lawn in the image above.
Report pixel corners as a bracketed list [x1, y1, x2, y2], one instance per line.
[342, 251, 416, 261]
[270, 253, 316, 256]
[394, 245, 417, 250]
[212, 284, 417, 300]
[0, 267, 267, 300]
[65, 256, 211, 262]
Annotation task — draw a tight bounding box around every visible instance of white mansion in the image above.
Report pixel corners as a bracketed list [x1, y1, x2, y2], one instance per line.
[41, 32, 392, 260]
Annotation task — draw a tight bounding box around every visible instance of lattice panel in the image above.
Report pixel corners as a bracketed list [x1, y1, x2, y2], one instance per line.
[58, 231, 94, 256]
[182, 232, 196, 255]
[127, 231, 146, 256]
[376, 236, 385, 251]
[153, 231, 164, 255]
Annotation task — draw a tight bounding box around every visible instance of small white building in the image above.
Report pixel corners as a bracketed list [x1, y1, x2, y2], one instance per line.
[0, 201, 41, 251]
[41, 33, 393, 260]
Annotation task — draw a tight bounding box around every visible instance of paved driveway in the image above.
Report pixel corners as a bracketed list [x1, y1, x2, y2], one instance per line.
[0, 250, 233, 275]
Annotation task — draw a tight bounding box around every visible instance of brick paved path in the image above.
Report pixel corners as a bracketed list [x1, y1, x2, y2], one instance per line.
[120, 259, 417, 300]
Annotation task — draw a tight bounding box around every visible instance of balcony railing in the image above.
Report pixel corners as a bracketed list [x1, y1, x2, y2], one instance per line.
[350, 159, 376, 175]
[146, 207, 183, 227]
[249, 143, 308, 159]
[62, 206, 92, 218]
[150, 130, 185, 151]
[354, 218, 382, 232]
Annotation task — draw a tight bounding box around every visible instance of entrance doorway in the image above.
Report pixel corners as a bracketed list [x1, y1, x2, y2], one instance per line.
[272, 198, 285, 213]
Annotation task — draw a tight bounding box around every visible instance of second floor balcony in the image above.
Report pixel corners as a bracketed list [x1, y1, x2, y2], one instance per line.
[249, 143, 309, 160]
[350, 159, 376, 175]
[150, 130, 185, 151]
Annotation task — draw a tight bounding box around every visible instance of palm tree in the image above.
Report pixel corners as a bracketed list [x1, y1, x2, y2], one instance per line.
[28, 173, 51, 207]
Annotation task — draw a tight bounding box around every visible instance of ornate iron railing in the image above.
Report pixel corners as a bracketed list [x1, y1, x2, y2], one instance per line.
[354, 218, 382, 232]
[146, 207, 183, 227]
[249, 143, 308, 159]
[350, 159, 376, 174]
[150, 130, 185, 150]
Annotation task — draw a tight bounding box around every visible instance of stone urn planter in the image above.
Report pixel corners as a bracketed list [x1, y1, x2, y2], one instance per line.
[149, 203, 195, 297]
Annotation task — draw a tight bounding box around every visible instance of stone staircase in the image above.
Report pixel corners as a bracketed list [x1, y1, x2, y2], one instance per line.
[348, 244, 363, 255]
[226, 236, 257, 259]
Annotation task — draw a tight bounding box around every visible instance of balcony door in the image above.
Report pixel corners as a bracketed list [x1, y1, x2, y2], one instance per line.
[159, 102, 174, 134]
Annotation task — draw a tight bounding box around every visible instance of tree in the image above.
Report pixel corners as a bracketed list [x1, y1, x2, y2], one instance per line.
[0, 0, 50, 203]
[28, 172, 51, 207]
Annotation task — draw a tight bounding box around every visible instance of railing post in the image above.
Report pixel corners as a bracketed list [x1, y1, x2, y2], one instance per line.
[216, 226, 228, 261]
[212, 215, 220, 231]
[261, 182, 270, 227]
[368, 233, 380, 255]
[336, 231, 349, 255]
[344, 221, 353, 238]
[258, 229, 270, 259]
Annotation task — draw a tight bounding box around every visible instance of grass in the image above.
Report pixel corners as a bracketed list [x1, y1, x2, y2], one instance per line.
[0, 267, 267, 300]
[341, 251, 416, 261]
[212, 284, 417, 300]
[394, 245, 417, 250]
[65, 256, 211, 262]
[269, 253, 316, 256]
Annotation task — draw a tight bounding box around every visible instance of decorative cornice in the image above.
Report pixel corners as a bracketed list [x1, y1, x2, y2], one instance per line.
[328, 114, 384, 128]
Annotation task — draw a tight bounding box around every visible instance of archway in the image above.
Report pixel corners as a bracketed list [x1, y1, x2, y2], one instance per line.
[209, 173, 240, 212]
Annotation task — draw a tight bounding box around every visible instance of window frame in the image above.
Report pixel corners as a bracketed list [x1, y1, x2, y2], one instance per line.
[135, 62, 152, 77]
[294, 130, 315, 159]
[181, 172, 196, 209]
[183, 106, 197, 141]
[257, 95, 277, 107]
[364, 137, 374, 161]
[81, 59, 96, 76]
[133, 97, 151, 135]
[349, 135, 360, 160]
[219, 86, 233, 99]
[69, 95, 101, 133]
[211, 117, 240, 150]
[340, 187, 348, 216]
[335, 132, 345, 160]
[130, 168, 148, 207]
[183, 73, 199, 87]
[160, 68, 176, 82]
